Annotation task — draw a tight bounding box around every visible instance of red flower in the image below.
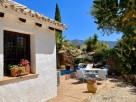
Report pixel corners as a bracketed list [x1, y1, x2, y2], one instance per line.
[18, 59, 30, 66]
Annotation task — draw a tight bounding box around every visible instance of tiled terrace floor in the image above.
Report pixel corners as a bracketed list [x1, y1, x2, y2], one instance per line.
[47, 75, 108, 102]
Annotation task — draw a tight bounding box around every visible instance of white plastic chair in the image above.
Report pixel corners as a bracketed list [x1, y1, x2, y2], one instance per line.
[102, 69, 108, 76]
[84, 64, 93, 70]
[78, 63, 85, 69]
[96, 69, 107, 80]
[87, 64, 93, 67]
[76, 70, 90, 83]
[103, 65, 110, 74]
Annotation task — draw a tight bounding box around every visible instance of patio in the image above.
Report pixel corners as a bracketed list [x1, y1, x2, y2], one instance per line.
[47, 75, 108, 102]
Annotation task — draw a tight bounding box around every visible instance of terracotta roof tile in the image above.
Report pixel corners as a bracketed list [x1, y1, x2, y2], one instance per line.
[0, 0, 67, 29]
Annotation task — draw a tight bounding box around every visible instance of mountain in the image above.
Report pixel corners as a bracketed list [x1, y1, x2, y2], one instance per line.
[70, 39, 85, 46]
[102, 41, 117, 48]
[70, 39, 117, 48]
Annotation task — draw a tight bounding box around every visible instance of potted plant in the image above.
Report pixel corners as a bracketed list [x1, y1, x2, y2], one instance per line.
[8, 59, 30, 77]
[18, 66, 27, 76]
[18, 59, 30, 74]
[9, 65, 19, 77]
[9, 65, 25, 77]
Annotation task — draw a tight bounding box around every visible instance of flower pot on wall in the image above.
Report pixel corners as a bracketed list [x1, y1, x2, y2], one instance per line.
[20, 71, 29, 76]
[25, 64, 30, 73]
[10, 66, 29, 77]
[19, 66, 29, 76]
[10, 68, 19, 77]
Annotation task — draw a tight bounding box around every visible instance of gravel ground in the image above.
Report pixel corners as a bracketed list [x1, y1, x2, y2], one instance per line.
[88, 78, 136, 102]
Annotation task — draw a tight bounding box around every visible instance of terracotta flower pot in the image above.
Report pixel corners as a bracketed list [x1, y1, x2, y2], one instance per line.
[25, 64, 30, 73]
[87, 79, 97, 93]
[10, 68, 19, 77]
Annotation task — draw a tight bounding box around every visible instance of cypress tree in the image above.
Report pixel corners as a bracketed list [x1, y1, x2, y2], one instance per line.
[54, 3, 62, 68]
[55, 3, 61, 22]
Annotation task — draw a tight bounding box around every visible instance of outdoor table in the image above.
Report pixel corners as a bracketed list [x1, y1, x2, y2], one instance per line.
[84, 68, 100, 77]
[85, 68, 108, 76]
[84, 68, 101, 71]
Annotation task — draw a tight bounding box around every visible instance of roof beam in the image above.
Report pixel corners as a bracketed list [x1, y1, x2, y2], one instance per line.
[35, 22, 42, 27]
[49, 27, 55, 31]
[19, 18, 26, 23]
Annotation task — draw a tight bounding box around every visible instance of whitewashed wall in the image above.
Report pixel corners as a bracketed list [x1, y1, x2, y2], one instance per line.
[0, 6, 58, 102]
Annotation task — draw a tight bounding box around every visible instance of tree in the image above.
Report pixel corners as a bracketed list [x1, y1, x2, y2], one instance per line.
[114, 32, 136, 74]
[54, 3, 63, 68]
[85, 37, 93, 52]
[91, 0, 136, 74]
[92, 34, 98, 49]
[91, 0, 136, 35]
[55, 3, 61, 22]
[85, 34, 98, 52]
[93, 42, 109, 63]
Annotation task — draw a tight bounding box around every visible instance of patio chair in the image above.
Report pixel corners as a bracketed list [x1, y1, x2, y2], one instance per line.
[87, 63, 93, 67]
[76, 69, 91, 83]
[77, 63, 85, 69]
[102, 65, 110, 75]
[95, 69, 107, 80]
[84, 64, 97, 77]
[85, 64, 93, 70]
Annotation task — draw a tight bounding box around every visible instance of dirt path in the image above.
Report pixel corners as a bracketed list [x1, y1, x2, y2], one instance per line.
[87, 78, 136, 102]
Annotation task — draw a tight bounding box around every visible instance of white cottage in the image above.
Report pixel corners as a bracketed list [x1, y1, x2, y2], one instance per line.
[0, 0, 66, 102]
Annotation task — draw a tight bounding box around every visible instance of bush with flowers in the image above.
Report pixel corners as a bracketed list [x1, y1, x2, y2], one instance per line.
[18, 59, 30, 66]
[18, 59, 30, 73]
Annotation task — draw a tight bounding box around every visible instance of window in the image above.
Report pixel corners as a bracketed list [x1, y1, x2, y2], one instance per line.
[4, 30, 30, 75]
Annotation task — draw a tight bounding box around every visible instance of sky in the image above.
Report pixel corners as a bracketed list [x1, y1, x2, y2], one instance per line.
[14, 0, 122, 41]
